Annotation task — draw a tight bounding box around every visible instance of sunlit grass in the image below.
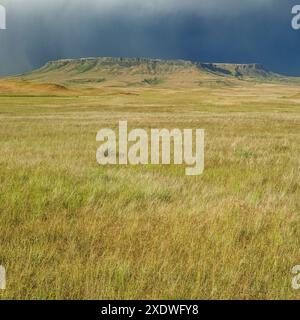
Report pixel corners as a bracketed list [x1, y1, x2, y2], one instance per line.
[0, 82, 299, 299]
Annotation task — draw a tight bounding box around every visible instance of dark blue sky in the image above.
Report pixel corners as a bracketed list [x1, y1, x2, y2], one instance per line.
[1, 0, 300, 76]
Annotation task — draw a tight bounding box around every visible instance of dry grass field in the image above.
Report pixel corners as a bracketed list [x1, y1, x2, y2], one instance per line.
[0, 58, 299, 299]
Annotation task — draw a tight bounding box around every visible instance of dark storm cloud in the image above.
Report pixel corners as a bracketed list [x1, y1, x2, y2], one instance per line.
[0, 0, 300, 76]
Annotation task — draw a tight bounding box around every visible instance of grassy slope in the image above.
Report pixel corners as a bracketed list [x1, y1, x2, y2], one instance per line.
[0, 61, 299, 299]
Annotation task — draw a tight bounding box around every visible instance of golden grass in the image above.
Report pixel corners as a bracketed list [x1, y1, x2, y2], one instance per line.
[0, 81, 299, 299]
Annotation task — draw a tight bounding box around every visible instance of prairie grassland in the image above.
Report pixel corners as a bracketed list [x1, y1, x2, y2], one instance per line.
[0, 82, 299, 299]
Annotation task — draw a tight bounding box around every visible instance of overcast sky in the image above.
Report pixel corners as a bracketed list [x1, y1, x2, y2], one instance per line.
[0, 0, 300, 76]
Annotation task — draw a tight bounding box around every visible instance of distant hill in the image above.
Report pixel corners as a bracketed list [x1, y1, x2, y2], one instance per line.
[11, 57, 297, 88]
[198, 63, 276, 79]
